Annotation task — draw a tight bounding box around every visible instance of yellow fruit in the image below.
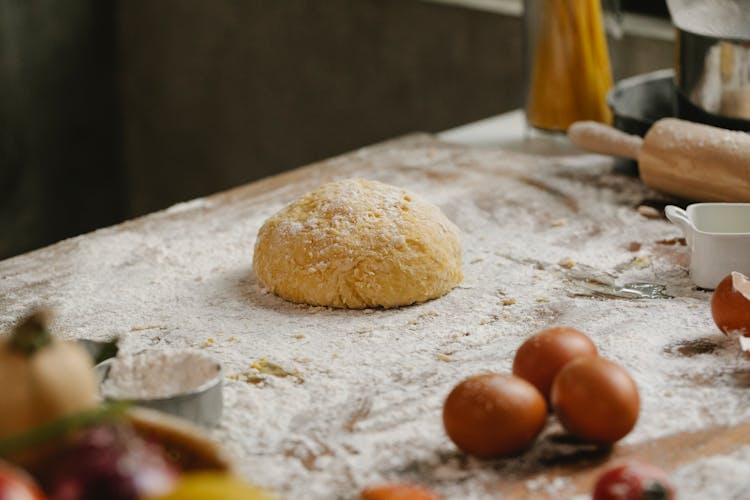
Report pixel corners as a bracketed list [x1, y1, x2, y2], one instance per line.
[0, 311, 99, 442]
[0, 310, 99, 466]
[148, 472, 279, 500]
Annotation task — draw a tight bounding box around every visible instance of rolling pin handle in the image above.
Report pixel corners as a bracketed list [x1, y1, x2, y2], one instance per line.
[664, 205, 695, 246]
[567, 121, 642, 160]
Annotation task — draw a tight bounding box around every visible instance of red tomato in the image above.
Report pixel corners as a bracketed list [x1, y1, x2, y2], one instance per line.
[0, 461, 45, 500]
[361, 483, 442, 500]
[593, 461, 675, 500]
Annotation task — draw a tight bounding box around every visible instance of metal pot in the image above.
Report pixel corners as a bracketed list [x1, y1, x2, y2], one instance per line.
[668, 0, 750, 129]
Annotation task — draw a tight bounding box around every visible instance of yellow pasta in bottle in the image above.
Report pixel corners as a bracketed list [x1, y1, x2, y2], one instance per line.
[525, 0, 613, 132]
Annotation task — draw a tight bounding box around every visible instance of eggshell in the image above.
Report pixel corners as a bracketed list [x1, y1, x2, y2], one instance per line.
[711, 272, 750, 336]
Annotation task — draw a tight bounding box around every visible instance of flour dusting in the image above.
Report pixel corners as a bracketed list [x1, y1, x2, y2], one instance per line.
[1, 135, 748, 499]
[673, 445, 750, 499]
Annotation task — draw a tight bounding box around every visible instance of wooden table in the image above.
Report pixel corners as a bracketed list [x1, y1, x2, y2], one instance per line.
[2, 127, 749, 499]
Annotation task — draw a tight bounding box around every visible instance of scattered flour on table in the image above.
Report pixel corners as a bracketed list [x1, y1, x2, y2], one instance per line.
[673, 445, 750, 500]
[1, 136, 748, 499]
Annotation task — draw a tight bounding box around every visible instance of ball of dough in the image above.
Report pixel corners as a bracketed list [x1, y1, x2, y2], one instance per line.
[252, 178, 463, 309]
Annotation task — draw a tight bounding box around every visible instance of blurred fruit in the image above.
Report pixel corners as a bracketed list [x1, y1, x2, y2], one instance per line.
[593, 461, 675, 500]
[147, 472, 278, 500]
[0, 460, 45, 500]
[44, 424, 177, 500]
[0, 310, 98, 464]
[361, 483, 442, 500]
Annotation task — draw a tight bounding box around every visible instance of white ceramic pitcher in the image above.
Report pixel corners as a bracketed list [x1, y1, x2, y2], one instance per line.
[665, 203, 750, 290]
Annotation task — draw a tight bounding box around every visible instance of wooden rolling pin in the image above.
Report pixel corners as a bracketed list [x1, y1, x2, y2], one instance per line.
[568, 118, 750, 202]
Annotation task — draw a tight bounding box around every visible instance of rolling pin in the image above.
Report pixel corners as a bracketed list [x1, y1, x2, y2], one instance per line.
[568, 118, 750, 202]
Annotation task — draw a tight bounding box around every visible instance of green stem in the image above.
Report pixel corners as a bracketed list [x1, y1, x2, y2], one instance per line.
[0, 402, 129, 457]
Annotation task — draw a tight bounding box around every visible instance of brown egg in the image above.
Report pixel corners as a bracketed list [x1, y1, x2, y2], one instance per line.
[711, 272, 750, 336]
[551, 357, 639, 444]
[512, 326, 598, 400]
[442, 373, 547, 458]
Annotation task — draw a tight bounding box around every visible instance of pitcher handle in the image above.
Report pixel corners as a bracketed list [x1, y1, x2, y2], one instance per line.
[664, 205, 695, 246]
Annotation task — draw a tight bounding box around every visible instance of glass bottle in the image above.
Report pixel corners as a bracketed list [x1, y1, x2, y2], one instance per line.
[524, 0, 615, 132]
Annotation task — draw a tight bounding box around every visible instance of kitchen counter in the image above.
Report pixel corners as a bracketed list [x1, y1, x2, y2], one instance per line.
[1, 117, 748, 499]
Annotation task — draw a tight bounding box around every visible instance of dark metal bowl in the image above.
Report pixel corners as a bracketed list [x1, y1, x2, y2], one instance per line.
[606, 69, 676, 173]
[608, 67, 750, 135]
[607, 68, 676, 138]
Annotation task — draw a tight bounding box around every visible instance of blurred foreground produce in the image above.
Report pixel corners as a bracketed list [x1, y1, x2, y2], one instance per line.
[43, 424, 177, 500]
[147, 472, 279, 500]
[0, 308, 251, 500]
[0, 460, 45, 500]
[593, 461, 675, 500]
[0, 310, 99, 466]
[361, 483, 442, 499]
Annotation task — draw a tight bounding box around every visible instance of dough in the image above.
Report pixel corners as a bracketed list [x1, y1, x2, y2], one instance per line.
[252, 178, 463, 308]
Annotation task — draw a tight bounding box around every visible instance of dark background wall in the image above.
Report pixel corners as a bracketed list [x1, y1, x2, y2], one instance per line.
[0, 0, 673, 259]
[117, 0, 524, 216]
[0, 0, 124, 259]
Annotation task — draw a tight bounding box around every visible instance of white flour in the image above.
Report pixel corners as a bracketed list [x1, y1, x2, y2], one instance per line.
[101, 349, 220, 400]
[673, 445, 750, 499]
[0, 135, 748, 499]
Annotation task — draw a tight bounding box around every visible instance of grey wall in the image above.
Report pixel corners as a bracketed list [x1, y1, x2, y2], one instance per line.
[0, 0, 674, 259]
[610, 33, 674, 79]
[117, 0, 525, 216]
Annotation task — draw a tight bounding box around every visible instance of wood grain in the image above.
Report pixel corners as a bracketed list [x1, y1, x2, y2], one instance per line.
[493, 420, 750, 498]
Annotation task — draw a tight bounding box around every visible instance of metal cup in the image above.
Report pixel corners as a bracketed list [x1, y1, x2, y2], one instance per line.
[97, 352, 224, 428]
